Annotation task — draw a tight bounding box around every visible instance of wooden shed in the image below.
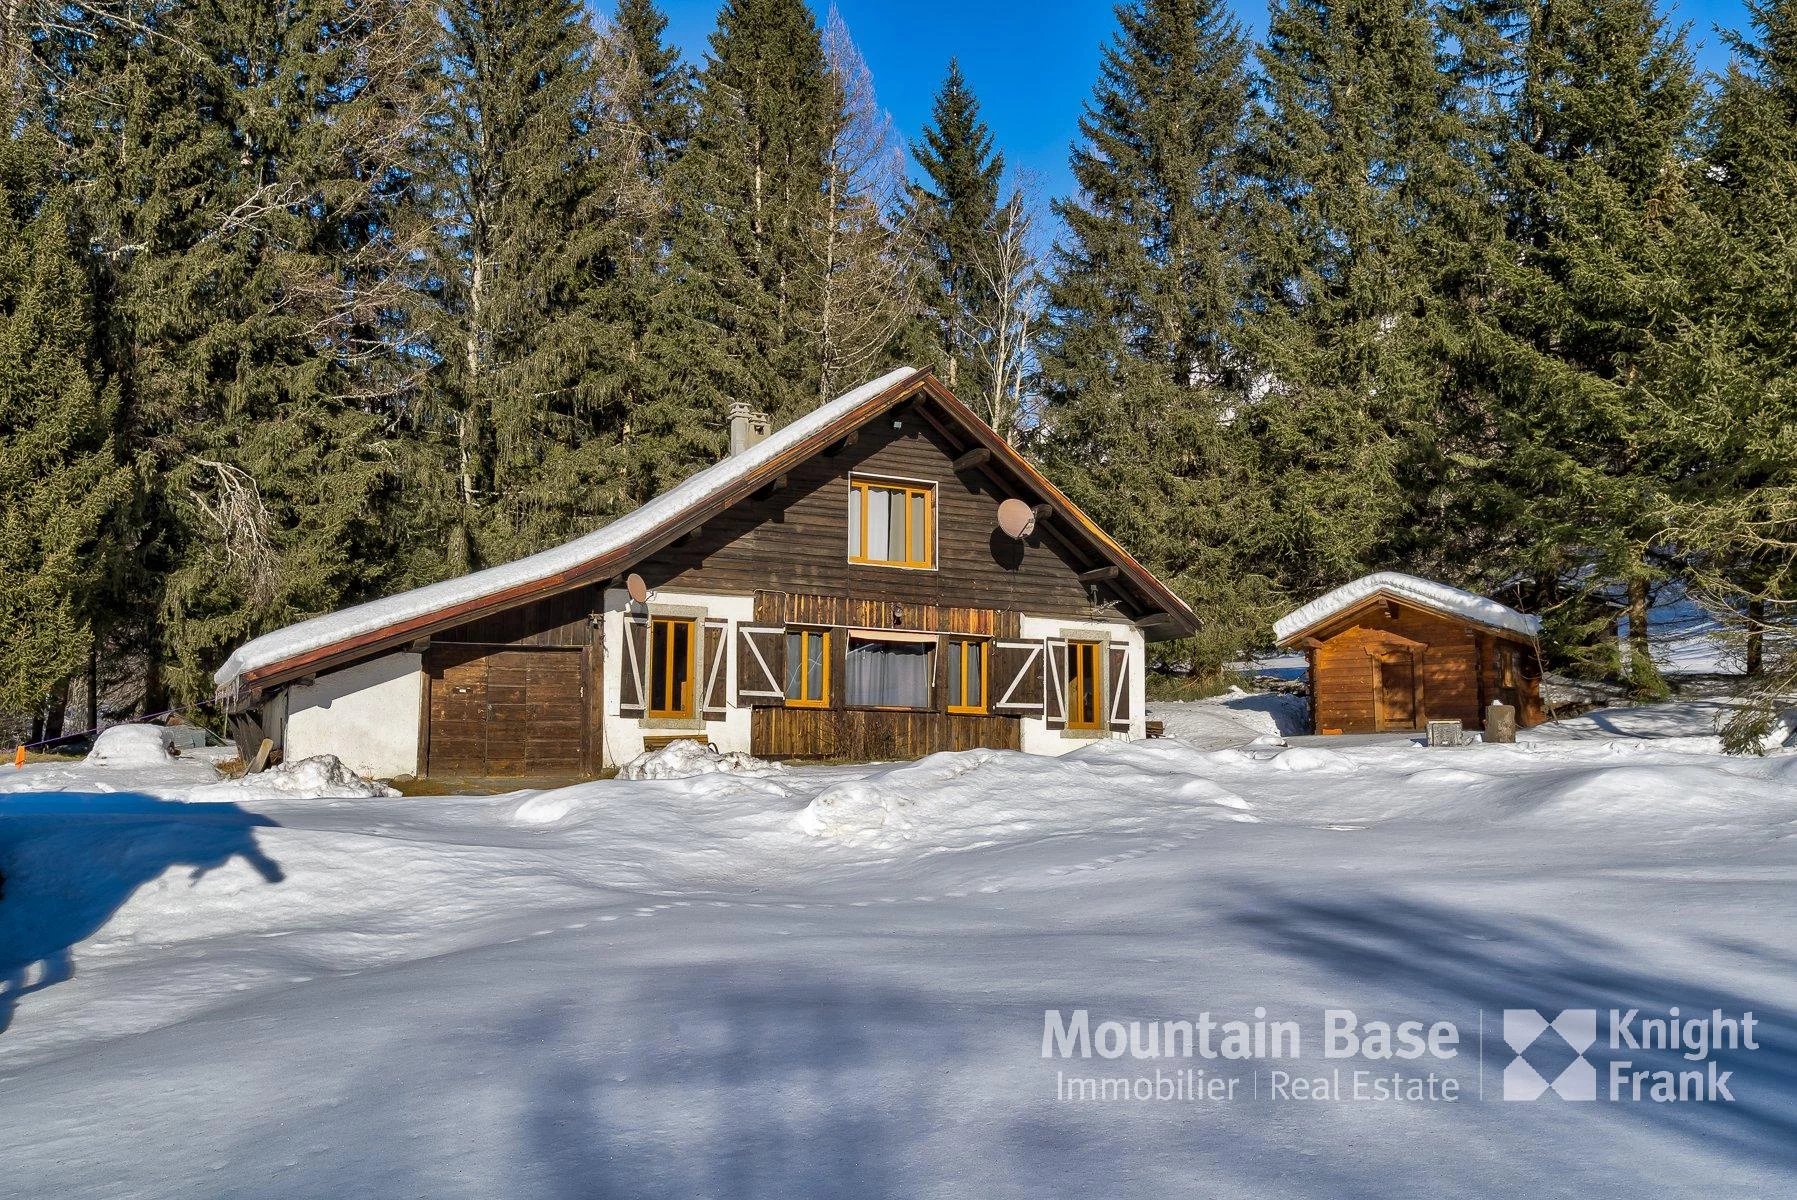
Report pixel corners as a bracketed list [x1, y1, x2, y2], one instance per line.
[213, 368, 1199, 781]
[1274, 573, 1544, 735]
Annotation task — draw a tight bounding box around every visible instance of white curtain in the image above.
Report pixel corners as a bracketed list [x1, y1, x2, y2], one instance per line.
[846, 638, 932, 707]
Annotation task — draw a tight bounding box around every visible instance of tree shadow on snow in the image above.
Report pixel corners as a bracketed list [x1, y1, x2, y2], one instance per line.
[508, 968, 967, 1200]
[1229, 887, 1797, 1173]
[0, 791, 283, 1035]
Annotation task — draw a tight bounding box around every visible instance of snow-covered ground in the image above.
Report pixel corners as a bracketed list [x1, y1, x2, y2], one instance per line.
[4, 710, 1796, 1197]
[1147, 688, 1309, 747]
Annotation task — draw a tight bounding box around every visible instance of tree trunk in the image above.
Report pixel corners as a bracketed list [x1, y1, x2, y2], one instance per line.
[143, 625, 168, 716]
[86, 638, 100, 731]
[1745, 596, 1765, 677]
[43, 676, 70, 741]
[1626, 575, 1650, 665]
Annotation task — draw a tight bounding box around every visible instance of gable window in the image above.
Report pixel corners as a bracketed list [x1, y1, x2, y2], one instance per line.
[649, 616, 696, 719]
[848, 477, 934, 569]
[1065, 639, 1103, 730]
[845, 633, 935, 710]
[785, 628, 830, 708]
[945, 637, 987, 714]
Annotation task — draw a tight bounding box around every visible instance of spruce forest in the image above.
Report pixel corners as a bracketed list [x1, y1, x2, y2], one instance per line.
[2, 0, 1795, 746]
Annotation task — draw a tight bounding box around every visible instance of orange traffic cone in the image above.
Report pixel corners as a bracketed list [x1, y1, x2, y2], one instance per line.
[13, 744, 24, 769]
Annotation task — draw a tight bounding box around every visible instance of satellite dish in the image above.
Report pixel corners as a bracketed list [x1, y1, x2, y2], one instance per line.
[625, 573, 651, 604]
[997, 498, 1036, 540]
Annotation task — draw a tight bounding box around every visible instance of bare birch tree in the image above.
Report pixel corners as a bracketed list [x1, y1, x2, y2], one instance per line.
[965, 183, 1045, 443]
[811, 7, 913, 403]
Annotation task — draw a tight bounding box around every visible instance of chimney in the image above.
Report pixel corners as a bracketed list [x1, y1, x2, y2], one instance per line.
[728, 401, 771, 456]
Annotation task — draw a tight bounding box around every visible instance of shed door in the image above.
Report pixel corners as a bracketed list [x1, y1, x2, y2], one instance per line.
[1374, 654, 1419, 731]
[427, 645, 588, 777]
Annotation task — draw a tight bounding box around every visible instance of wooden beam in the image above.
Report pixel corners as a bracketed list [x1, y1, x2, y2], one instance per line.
[827, 430, 859, 455]
[952, 446, 991, 472]
[1078, 565, 1120, 584]
[1136, 612, 1180, 629]
[1032, 502, 1054, 523]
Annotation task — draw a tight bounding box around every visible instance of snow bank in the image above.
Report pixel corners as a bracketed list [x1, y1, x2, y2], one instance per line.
[189, 755, 399, 801]
[1273, 570, 1540, 643]
[617, 740, 784, 781]
[214, 368, 920, 692]
[84, 725, 177, 768]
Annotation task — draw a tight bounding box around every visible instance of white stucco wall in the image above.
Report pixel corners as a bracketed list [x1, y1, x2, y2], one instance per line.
[282, 652, 423, 779]
[1017, 615, 1146, 756]
[599, 588, 755, 768]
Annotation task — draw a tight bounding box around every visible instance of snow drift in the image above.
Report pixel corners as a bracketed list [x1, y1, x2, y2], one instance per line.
[83, 724, 178, 768]
[189, 755, 399, 802]
[617, 740, 784, 781]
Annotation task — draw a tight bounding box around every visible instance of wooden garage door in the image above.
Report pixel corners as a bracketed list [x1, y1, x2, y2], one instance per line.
[426, 645, 588, 778]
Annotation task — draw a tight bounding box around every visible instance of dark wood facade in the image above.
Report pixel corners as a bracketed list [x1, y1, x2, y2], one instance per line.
[633, 399, 1135, 623]
[1295, 597, 1544, 735]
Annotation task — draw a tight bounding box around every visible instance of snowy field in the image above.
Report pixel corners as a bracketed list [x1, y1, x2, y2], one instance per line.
[3, 708, 1796, 1197]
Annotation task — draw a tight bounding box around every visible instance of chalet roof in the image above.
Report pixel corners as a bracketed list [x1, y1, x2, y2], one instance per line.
[1272, 571, 1541, 647]
[216, 368, 1198, 695]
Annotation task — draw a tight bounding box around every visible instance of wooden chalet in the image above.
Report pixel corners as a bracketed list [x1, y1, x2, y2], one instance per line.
[214, 368, 1199, 780]
[1274, 572, 1545, 735]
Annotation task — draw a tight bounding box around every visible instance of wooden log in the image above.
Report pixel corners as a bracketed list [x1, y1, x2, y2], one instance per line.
[952, 447, 991, 471]
[1077, 565, 1120, 584]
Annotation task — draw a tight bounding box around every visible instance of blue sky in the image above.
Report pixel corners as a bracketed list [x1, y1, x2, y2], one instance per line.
[653, 0, 1757, 203]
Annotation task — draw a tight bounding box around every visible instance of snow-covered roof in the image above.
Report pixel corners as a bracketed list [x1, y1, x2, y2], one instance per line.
[215, 368, 922, 693]
[1273, 571, 1541, 645]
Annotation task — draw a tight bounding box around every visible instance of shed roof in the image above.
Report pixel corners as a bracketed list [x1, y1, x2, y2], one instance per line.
[1273, 572, 1541, 646]
[216, 368, 1199, 695]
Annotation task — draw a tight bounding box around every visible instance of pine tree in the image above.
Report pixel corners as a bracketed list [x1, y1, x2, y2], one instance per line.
[1664, 0, 1797, 743]
[1449, 0, 1703, 690]
[579, 0, 706, 507]
[415, 0, 616, 571]
[0, 126, 129, 723]
[1242, 0, 1466, 598]
[1037, 0, 1273, 673]
[904, 60, 1006, 401]
[36, 0, 431, 701]
[669, 0, 838, 426]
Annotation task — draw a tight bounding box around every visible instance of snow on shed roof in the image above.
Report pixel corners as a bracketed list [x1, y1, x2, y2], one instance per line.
[215, 368, 922, 693]
[1273, 571, 1541, 645]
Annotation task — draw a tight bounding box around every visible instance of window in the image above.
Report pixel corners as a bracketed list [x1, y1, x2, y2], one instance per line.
[945, 637, 987, 714]
[649, 616, 696, 719]
[848, 477, 934, 568]
[1065, 640, 1102, 730]
[785, 628, 830, 708]
[845, 635, 935, 709]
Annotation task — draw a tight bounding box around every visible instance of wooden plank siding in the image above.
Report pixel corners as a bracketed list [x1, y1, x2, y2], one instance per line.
[752, 707, 1022, 761]
[754, 592, 1022, 637]
[425, 644, 588, 776]
[634, 401, 1131, 624]
[430, 586, 599, 648]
